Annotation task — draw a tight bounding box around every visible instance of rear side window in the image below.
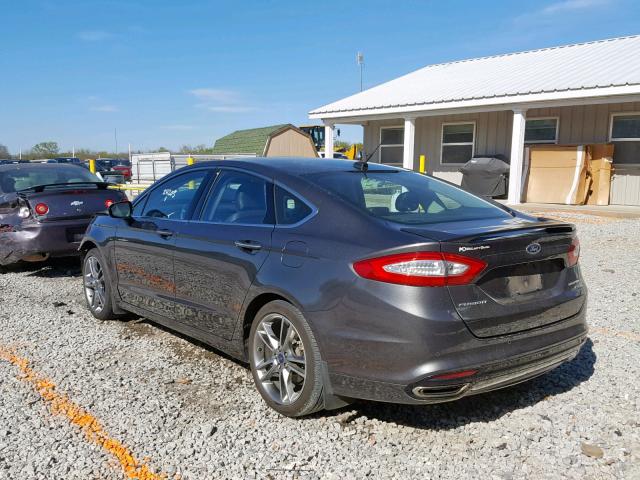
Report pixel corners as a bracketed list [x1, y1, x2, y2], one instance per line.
[275, 186, 312, 225]
[312, 170, 510, 225]
[140, 170, 207, 220]
[201, 171, 273, 225]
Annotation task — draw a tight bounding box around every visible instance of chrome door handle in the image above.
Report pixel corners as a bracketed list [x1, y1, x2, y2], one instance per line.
[157, 229, 174, 238]
[234, 240, 262, 251]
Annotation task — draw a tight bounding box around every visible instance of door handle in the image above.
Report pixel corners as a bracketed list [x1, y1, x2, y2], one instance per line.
[156, 229, 174, 238]
[234, 240, 262, 251]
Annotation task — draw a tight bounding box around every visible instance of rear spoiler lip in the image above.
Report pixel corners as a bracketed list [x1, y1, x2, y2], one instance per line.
[401, 221, 576, 243]
[17, 182, 110, 193]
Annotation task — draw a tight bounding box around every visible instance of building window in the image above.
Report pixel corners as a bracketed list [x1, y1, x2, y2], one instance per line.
[379, 127, 404, 166]
[525, 118, 558, 144]
[610, 113, 640, 165]
[441, 123, 475, 164]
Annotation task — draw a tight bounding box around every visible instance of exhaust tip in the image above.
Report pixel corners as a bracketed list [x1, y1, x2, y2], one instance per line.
[411, 383, 470, 400]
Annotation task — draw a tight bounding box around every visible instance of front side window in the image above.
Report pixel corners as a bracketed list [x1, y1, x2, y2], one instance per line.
[312, 169, 510, 225]
[441, 123, 474, 164]
[201, 171, 273, 225]
[275, 186, 313, 225]
[379, 127, 404, 166]
[525, 118, 558, 144]
[610, 114, 640, 165]
[140, 170, 207, 220]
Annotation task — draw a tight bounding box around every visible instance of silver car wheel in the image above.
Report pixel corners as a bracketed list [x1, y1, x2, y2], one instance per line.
[84, 256, 106, 313]
[252, 313, 306, 405]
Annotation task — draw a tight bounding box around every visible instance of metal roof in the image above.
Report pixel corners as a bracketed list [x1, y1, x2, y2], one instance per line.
[212, 124, 290, 155]
[310, 35, 640, 119]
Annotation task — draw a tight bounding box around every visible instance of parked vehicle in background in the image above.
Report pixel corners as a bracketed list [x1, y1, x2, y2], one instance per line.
[48, 157, 83, 165]
[318, 151, 348, 159]
[0, 163, 126, 266]
[0, 160, 29, 165]
[89, 159, 131, 182]
[80, 158, 587, 417]
[111, 159, 132, 181]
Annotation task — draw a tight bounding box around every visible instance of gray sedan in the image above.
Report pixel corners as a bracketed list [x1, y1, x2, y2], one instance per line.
[80, 158, 587, 417]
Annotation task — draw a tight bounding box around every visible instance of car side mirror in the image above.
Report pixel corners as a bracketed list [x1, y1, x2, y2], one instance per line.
[108, 201, 133, 219]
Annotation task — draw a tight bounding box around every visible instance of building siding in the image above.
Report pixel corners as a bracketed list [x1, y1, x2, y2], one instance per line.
[363, 101, 640, 205]
[265, 128, 317, 157]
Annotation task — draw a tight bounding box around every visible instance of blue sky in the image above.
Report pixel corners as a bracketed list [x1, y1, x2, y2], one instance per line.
[1, 0, 639, 154]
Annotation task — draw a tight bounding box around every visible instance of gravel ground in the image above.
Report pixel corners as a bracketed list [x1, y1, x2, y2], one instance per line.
[0, 214, 638, 480]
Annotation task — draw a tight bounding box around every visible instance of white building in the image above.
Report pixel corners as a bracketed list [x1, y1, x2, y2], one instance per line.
[310, 35, 640, 206]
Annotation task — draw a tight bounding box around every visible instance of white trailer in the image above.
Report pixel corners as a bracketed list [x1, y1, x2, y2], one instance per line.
[131, 152, 255, 184]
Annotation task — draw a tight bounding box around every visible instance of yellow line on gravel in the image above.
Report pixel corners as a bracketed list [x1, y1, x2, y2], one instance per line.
[0, 346, 167, 480]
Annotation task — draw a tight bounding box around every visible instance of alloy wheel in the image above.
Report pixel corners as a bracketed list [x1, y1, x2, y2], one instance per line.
[84, 256, 106, 313]
[252, 313, 306, 405]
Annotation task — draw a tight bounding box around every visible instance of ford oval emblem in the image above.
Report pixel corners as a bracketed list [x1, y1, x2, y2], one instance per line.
[526, 242, 542, 255]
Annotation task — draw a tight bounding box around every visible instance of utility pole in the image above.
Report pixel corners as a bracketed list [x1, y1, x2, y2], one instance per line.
[114, 128, 118, 155]
[356, 52, 364, 92]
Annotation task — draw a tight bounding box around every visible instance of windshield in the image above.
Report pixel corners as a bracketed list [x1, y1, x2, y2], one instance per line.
[311, 169, 511, 225]
[0, 165, 101, 193]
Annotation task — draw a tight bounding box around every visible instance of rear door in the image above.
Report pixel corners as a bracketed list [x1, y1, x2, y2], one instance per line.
[172, 169, 274, 339]
[114, 169, 210, 317]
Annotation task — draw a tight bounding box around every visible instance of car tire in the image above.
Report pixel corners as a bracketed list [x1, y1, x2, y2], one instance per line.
[249, 300, 326, 417]
[82, 248, 120, 321]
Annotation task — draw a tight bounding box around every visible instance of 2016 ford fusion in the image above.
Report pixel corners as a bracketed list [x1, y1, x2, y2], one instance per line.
[80, 158, 587, 417]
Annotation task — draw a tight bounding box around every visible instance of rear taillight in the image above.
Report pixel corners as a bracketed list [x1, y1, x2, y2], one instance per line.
[353, 252, 487, 287]
[568, 236, 580, 266]
[104, 199, 114, 208]
[34, 203, 49, 215]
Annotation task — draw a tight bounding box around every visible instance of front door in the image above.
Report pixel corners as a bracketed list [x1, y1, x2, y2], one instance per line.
[114, 169, 210, 317]
[173, 170, 274, 339]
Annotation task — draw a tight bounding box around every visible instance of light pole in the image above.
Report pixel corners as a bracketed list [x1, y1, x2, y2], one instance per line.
[356, 52, 364, 92]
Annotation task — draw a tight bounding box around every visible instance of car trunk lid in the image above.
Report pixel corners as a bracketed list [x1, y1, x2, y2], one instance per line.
[403, 217, 586, 337]
[20, 183, 126, 222]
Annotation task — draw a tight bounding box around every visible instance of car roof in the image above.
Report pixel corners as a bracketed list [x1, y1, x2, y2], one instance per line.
[0, 162, 86, 172]
[187, 157, 399, 178]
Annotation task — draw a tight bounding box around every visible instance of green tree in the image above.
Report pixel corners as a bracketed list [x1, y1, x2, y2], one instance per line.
[334, 141, 351, 151]
[0, 143, 9, 158]
[31, 141, 59, 157]
[179, 144, 213, 154]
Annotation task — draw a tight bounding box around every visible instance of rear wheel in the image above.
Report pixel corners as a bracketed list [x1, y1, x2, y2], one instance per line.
[249, 300, 325, 417]
[83, 248, 119, 320]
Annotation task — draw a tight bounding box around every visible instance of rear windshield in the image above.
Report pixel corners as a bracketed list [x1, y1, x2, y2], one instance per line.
[311, 169, 511, 225]
[0, 165, 101, 193]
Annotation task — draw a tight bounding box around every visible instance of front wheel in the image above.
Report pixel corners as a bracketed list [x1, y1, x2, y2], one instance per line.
[82, 248, 119, 320]
[249, 300, 325, 417]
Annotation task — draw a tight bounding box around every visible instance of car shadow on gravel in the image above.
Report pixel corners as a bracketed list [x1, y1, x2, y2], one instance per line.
[344, 339, 596, 430]
[132, 318, 249, 369]
[1, 258, 81, 277]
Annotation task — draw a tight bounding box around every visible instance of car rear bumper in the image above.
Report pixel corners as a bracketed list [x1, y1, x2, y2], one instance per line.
[309, 286, 588, 404]
[0, 219, 91, 265]
[326, 328, 586, 405]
